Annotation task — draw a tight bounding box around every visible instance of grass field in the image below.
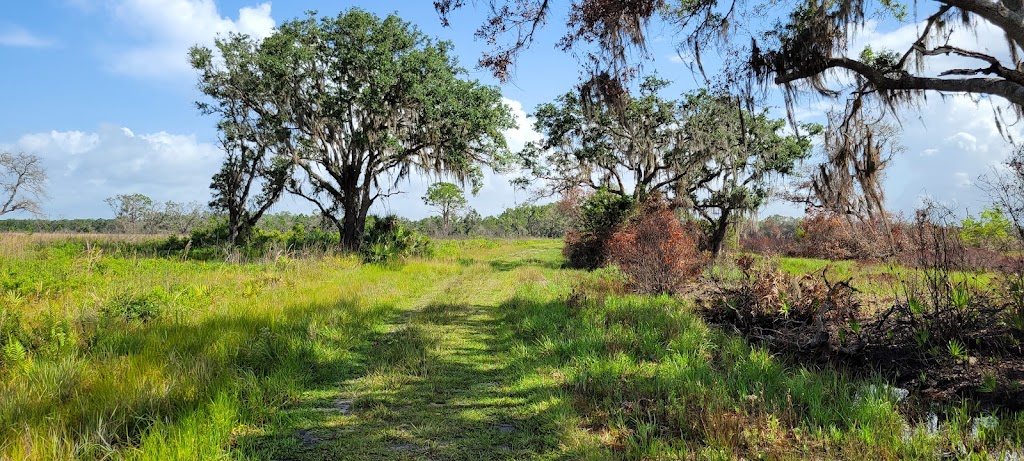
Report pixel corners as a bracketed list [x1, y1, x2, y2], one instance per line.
[1, 235, 1022, 459]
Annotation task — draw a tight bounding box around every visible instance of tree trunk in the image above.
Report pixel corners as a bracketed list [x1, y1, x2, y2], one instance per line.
[341, 227, 359, 251]
[227, 208, 241, 246]
[341, 207, 361, 252]
[709, 209, 732, 257]
[339, 184, 373, 252]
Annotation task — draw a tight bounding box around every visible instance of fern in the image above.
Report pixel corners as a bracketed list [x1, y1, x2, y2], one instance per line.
[2, 336, 28, 373]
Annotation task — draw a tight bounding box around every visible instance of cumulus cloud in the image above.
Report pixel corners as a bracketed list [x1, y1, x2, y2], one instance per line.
[501, 97, 542, 152]
[946, 132, 982, 153]
[4, 97, 544, 219]
[3, 125, 222, 218]
[0, 25, 54, 48]
[99, 0, 275, 80]
[883, 95, 1018, 215]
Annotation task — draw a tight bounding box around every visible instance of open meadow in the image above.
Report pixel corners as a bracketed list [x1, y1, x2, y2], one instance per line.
[8, 0, 1024, 459]
[1, 233, 1022, 460]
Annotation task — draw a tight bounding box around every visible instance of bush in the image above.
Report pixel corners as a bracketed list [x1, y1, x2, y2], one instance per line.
[360, 215, 434, 264]
[708, 256, 863, 352]
[563, 230, 607, 270]
[101, 289, 170, 322]
[886, 207, 1000, 351]
[790, 211, 901, 261]
[960, 206, 1014, 251]
[605, 199, 707, 294]
[562, 189, 636, 270]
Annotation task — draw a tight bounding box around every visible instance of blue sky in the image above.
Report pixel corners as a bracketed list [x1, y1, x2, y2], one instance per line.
[0, 0, 1018, 219]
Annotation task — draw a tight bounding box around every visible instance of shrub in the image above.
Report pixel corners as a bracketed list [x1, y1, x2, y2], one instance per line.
[577, 188, 636, 234]
[360, 215, 434, 264]
[605, 199, 707, 294]
[790, 211, 901, 261]
[102, 289, 170, 322]
[563, 230, 607, 270]
[708, 256, 862, 352]
[882, 205, 1003, 353]
[960, 206, 1013, 250]
[562, 189, 635, 270]
[1001, 264, 1024, 338]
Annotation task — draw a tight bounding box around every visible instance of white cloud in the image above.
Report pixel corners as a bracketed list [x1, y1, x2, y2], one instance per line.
[3, 125, 222, 218]
[3, 97, 545, 220]
[883, 95, 1018, 214]
[954, 172, 972, 188]
[501, 97, 542, 152]
[945, 132, 980, 153]
[0, 25, 54, 48]
[100, 0, 275, 80]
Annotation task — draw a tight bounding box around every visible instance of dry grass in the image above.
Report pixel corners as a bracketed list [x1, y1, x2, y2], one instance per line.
[0, 232, 167, 259]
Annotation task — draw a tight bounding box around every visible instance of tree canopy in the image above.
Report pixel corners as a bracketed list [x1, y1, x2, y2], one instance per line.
[518, 76, 817, 254]
[517, 76, 691, 201]
[679, 90, 819, 254]
[438, 0, 1024, 201]
[439, 1, 1024, 111]
[192, 9, 514, 250]
[423, 182, 468, 235]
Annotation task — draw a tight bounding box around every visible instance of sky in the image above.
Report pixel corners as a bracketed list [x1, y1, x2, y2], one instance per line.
[0, 0, 1019, 220]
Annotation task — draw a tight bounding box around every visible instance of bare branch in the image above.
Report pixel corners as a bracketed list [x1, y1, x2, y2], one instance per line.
[0, 152, 48, 217]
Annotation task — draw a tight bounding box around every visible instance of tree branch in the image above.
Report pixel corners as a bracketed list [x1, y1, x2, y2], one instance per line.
[776, 57, 1024, 107]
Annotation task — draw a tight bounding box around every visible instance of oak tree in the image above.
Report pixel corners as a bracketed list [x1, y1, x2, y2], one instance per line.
[519, 78, 816, 255]
[192, 34, 293, 245]
[517, 76, 692, 202]
[192, 9, 513, 250]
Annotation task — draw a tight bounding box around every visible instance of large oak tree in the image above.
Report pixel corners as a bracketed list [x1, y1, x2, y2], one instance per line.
[438, 1, 1024, 206]
[517, 76, 693, 202]
[192, 9, 513, 250]
[519, 77, 816, 255]
[438, 1, 1024, 110]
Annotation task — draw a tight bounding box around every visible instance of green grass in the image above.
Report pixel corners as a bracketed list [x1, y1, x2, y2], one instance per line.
[1, 236, 1022, 459]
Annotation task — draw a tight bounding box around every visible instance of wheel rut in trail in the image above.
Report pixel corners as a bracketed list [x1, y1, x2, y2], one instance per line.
[260, 268, 554, 460]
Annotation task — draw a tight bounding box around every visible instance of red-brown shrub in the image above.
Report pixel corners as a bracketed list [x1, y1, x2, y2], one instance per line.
[563, 229, 607, 270]
[791, 212, 903, 261]
[605, 200, 707, 294]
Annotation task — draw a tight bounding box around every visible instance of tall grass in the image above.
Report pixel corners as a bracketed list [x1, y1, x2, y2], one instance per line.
[2, 234, 1022, 459]
[0, 234, 445, 459]
[500, 269, 1024, 459]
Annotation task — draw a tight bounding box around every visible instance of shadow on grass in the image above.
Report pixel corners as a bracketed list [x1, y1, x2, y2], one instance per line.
[488, 258, 564, 272]
[237, 299, 571, 460]
[3, 297, 395, 454]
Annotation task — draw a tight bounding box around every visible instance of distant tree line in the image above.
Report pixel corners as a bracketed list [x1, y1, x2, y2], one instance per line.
[409, 201, 573, 239]
[0, 218, 117, 233]
[0, 201, 571, 240]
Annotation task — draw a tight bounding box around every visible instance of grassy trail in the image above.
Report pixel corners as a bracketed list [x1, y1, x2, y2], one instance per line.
[6, 237, 1023, 459]
[241, 246, 568, 460]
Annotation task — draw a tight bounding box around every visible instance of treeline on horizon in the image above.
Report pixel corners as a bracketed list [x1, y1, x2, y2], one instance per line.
[0, 201, 572, 240]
